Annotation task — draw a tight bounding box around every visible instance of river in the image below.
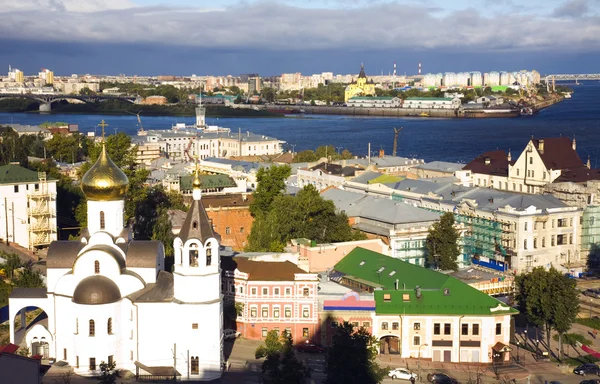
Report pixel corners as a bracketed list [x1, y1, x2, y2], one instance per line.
[1, 83, 599, 167]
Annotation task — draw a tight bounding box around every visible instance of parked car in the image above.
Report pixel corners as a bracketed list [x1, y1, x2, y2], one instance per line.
[295, 342, 326, 353]
[584, 289, 600, 299]
[223, 329, 240, 340]
[580, 380, 600, 384]
[574, 363, 600, 376]
[427, 373, 458, 384]
[389, 368, 418, 380]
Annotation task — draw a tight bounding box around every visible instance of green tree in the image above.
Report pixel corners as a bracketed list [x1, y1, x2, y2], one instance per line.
[325, 322, 386, 384]
[14, 265, 45, 288]
[250, 165, 291, 217]
[79, 87, 96, 96]
[1, 253, 22, 279]
[255, 330, 310, 384]
[261, 87, 276, 103]
[293, 150, 317, 163]
[516, 267, 579, 360]
[227, 85, 241, 96]
[98, 360, 120, 384]
[425, 212, 460, 271]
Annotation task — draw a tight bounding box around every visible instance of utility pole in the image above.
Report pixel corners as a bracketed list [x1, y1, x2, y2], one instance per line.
[4, 198, 9, 245]
[173, 343, 177, 383]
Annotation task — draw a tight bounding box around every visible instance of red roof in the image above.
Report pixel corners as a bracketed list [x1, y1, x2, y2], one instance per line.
[0, 343, 19, 354]
[531, 137, 583, 170]
[222, 257, 309, 281]
[463, 150, 513, 177]
[557, 167, 600, 183]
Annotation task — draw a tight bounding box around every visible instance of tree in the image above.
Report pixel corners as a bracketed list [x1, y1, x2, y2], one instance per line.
[425, 212, 460, 271]
[79, 87, 96, 96]
[98, 360, 120, 384]
[293, 150, 317, 163]
[255, 330, 309, 384]
[1, 252, 22, 279]
[325, 322, 386, 384]
[261, 87, 276, 103]
[249, 165, 291, 217]
[516, 267, 579, 361]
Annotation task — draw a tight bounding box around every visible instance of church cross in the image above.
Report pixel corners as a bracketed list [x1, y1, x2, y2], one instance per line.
[98, 120, 108, 141]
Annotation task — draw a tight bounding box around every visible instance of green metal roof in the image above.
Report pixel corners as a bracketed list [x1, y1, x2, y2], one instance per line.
[0, 164, 54, 185]
[334, 248, 518, 316]
[180, 174, 237, 190]
[406, 97, 454, 101]
[349, 96, 397, 101]
[368, 175, 403, 184]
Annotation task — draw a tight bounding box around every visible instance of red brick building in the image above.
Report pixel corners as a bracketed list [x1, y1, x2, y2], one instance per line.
[222, 257, 319, 343]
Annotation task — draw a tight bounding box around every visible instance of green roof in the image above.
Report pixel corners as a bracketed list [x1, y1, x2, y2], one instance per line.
[349, 96, 396, 101]
[334, 248, 518, 316]
[406, 97, 454, 101]
[180, 174, 237, 190]
[0, 164, 54, 185]
[368, 175, 403, 184]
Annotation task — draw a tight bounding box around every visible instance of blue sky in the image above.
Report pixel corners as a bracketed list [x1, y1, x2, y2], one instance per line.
[0, 0, 599, 76]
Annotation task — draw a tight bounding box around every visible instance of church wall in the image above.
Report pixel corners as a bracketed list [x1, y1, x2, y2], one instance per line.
[173, 272, 221, 303]
[73, 249, 122, 279]
[47, 268, 71, 293]
[87, 200, 125, 237]
[129, 267, 159, 285]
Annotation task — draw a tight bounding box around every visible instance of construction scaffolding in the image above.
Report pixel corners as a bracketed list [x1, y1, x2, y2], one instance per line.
[27, 172, 57, 249]
[581, 205, 600, 267]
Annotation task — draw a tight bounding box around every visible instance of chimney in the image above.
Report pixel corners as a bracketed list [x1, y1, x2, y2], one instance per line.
[573, 136, 577, 151]
[484, 157, 491, 165]
[588, 156, 591, 169]
[379, 148, 385, 158]
[395, 279, 399, 290]
[507, 149, 512, 162]
[415, 285, 422, 298]
[538, 139, 544, 154]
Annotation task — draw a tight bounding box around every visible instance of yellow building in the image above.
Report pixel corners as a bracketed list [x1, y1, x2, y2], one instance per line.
[344, 64, 376, 102]
[14, 70, 24, 83]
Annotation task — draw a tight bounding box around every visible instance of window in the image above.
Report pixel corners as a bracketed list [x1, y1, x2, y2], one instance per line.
[89, 358, 96, 371]
[240, 226, 244, 233]
[543, 221, 546, 229]
[251, 288, 257, 295]
[192, 323, 198, 329]
[570, 234, 573, 244]
[225, 227, 231, 234]
[191, 356, 199, 374]
[534, 221, 538, 230]
[108, 355, 114, 366]
[262, 287, 268, 295]
[542, 237, 546, 247]
[302, 307, 309, 318]
[383, 293, 391, 302]
[94, 260, 100, 274]
[444, 323, 451, 335]
[363, 321, 371, 328]
[273, 308, 280, 318]
[285, 307, 291, 318]
[551, 235, 555, 246]
[529, 157, 533, 165]
[495, 323, 502, 335]
[107, 318, 113, 334]
[531, 170, 535, 178]
[461, 323, 469, 335]
[35, 183, 39, 191]
[414, 336, 421, 346]
[351, 321, 359, 328]
[524, 239, 527, 250]
[89, 320, 95, 337]
[524, 222, 528, 231]
[206, 248, 212, 266]
[100, 211, 105, 230]
[303, 288, 309, 297]
[552, 219, 555, 228]
[285, 327, 291, 336]
[14, 185, 18, 193]
[250, 307, 257, 317]
[434, 323, 441, 335]
[381, 322, 389, 330]
[274, 288, 280, 296]
[392, 322, 399, 330]
[262, 328, 268, 337]
[533, 238, 537, 249]
[543, 172, 547, 180]
[262, 307, 269, 318]
[285, 288, 291, 295]
[472, 324, 480, 335]
[303, 328, 309, 338]
[413, 322, 421, 330]
[517, 169, 520, 176]
[558, 218, 567, 228]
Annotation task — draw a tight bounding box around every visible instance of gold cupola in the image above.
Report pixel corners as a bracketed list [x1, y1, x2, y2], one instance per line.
[81, 144, 129, 201]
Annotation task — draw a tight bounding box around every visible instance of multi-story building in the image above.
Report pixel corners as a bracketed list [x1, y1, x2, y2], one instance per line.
[0, 164, 57, 250]
[347, 96, 401, 108]
[222, 256, 320, 342]
[402, 97, 461, 109]
[39, 69, 54, 85]
[248, 77, 261, 95]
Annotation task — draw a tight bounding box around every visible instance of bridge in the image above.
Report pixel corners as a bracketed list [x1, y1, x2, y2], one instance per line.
[0, 93, 138, 111]
[544, 74, 600, 81]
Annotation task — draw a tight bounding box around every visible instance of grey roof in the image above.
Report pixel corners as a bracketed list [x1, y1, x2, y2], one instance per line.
[145, 129, 283, 144]
[129, 271, 174, 302]
[350, 171, 384, 184]
[177, 198, 215, 243]
[73, 275, 121, 305]
[204, 157, 270, 173]
[414, 161, 465, 173]
[392, 179, 454, 195]
[347, 156, 423, 168]
[9, 288, 47, 299]
[10, 124, 49, 134]
[47, 241, 85, 269]
[125, 241, 163, 268]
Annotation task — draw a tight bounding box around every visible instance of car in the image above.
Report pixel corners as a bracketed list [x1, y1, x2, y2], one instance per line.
[295, 342, 326, 353]
[223, 329, 240, 340]
[580, 380, 600, 384]
[574, 363, 600, 376]
[427, 373, 458, 384]
[388, 368, 418, 380]
[584, 289, 600, 299]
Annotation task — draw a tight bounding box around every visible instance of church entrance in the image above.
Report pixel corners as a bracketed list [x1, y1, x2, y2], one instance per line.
[10, 305, 53, 360]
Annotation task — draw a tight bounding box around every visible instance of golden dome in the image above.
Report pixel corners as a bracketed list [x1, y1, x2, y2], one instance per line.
[81, 145, 129, 201]
[192, 169, 201, 189]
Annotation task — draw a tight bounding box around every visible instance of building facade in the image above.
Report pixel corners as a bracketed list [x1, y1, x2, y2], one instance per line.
[402, 97, 461, 110]
[347, 96, 401, 108]
[344, 65, 376, 102]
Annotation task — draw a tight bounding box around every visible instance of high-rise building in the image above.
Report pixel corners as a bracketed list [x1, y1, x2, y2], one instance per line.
[39, 69, 54, 85]
[248, 77, 261, 95]
[13, 69, 24, 83]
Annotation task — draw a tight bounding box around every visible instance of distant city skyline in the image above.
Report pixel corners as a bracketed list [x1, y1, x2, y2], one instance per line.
[1, 0, 599, 75]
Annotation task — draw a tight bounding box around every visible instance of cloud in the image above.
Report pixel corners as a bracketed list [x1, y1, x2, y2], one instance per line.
[0, 0, 599, 54]
[552, 0, 591, 17]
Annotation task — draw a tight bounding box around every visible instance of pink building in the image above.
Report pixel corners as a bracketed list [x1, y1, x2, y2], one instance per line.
[295, 239, 389, 273]
[222, 257, 319, 343]
[319, 292, 375, 346]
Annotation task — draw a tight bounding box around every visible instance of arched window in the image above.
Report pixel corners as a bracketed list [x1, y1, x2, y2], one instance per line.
[206, 247, 212, 266]
[107, 318, 113, 335]
[191, 356, 199, 374]
[189, 245, 198, 267]
[100, 211, 105, 229]
[94, 260, 100, 274]
[89, 320, 95, 337]
[192, 221, 198, 229]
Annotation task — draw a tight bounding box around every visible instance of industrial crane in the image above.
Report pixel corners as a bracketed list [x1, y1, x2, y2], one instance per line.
[126, 111, 146, 136]
[392, 127, 403, 157]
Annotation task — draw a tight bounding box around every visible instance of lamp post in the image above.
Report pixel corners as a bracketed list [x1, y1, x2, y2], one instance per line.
[535, 339, 539, 358]
[523, 329, 527, 349]
[417, 343, 428, 383]
[516, 340, 520, 364]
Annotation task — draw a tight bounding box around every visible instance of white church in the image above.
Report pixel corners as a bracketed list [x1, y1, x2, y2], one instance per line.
[8, 140, 223, 381]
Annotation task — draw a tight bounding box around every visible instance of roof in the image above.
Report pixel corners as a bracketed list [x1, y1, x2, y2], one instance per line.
[414, 161, 464, 173]
[349, 96, 397, 101]
[351, 171, 384, 184]
[9, 288, 47, 299]
[180, 174, 237, 191]
[531, 137, 583, 170]
[129, 271, 174, 302]
[368, 174, 403, 184]
[557, 167, 600, 183]
[405, 97, 455, 101]
[463, 150, 513, 177]
[334, 248, 517, 316]
[221, 256, 308, 281]
[125, 241, 163, 268]
[358, 64, 367, 79]
[177, 198, 215, 243]
[0, 164, 55, 184]
[73, 275, 121, 305]
[46, 241, 85, 269]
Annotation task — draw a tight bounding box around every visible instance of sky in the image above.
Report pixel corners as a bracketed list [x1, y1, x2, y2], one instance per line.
[0, 0, 599, 76]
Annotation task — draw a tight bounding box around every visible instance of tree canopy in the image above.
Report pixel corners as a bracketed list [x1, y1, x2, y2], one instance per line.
[325, 322, 387, 384]
[250, 165, 291, 217]
[255, 330, 310, 384]
[425, 212, 460, 271]
[516, 266, 580, 360]
[292, 145, 353, 163]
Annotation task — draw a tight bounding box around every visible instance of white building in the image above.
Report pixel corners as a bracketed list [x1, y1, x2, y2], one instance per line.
[9, 145, 223, 381]
[347, 96, 401, 108]
[402, 97, 461, 109]
[0, 164, 57, 250]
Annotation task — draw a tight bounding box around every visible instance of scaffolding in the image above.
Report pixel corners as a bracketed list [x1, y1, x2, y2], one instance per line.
[27, 172, 57, 249]
[581, 205, 600, 267]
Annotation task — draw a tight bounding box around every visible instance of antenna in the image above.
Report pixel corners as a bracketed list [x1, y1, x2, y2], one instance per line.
[418, 62, 422, 76]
